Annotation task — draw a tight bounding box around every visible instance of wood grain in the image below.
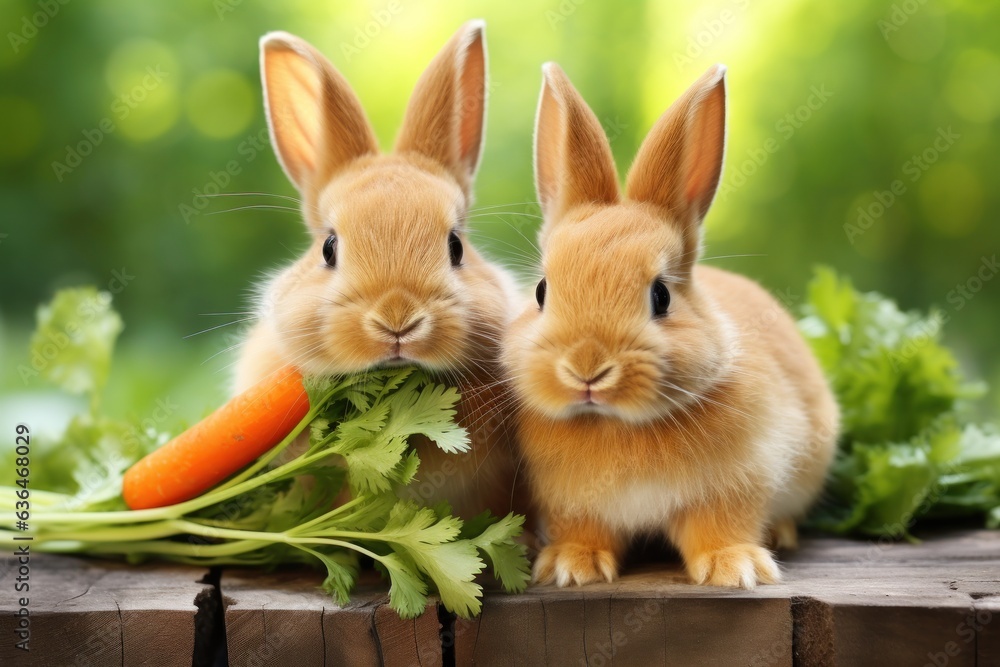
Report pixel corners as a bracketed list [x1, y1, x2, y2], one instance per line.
[0, 554, 212, 667]
[453, 530, 1000, 666]
[220, 566, 442, 666]
[1, 530, 997, 665]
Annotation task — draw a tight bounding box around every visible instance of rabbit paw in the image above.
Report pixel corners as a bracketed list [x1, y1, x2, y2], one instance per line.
[768, 517, 799, 551]
[533, 543, 618, 587]
[688, 544, 780, 589]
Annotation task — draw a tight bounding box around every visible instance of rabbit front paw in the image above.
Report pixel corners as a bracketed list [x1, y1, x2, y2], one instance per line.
[687, 543, 780, 589]
[533, 542, 618, 587]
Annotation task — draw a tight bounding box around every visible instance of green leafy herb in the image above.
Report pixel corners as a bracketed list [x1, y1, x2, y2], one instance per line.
[801, 268, 1000, 536]
[1, 288, 529, 618]
[29, 287, 123, 408]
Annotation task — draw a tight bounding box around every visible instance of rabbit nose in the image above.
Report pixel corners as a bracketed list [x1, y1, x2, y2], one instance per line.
[558, 340, 619, 391]
[582, 366, 613, 385]
[557, 360, 619, 391]
[367, 291, 428, 341]
[374, 316, 425, 340]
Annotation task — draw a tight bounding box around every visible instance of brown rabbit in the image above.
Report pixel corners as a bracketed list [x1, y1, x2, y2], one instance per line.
[234, 21, 524, 521]
[502, 63, 839, 588]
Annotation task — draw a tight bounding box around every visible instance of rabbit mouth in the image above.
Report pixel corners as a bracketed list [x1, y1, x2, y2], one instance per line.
[372, 346, 450, 372]
[580, 387, 607, 406]
[376, 356, 414, 368]
[563, 401, 617, 418]
[376, 340, 427, 367]
[389, 341, 406, 361]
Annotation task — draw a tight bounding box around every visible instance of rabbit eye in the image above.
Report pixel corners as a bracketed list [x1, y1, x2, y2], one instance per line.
[448, 231, 463, 267]
[322, 234, 337, 267]
[651, 280, 670, 317]
[536, 278, 546, 309]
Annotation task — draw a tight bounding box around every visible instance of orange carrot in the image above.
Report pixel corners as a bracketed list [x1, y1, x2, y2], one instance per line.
[123, 366, 310, 510]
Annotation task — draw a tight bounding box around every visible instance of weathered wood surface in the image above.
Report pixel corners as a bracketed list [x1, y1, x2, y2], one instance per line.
[0, 530, 997, 666]
[454, 529, 1000, 667]
[221, 566, 442, 667]
[0, 553, 214, 667]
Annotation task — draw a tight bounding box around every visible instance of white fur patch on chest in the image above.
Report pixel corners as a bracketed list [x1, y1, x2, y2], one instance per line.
[593, 479, 685, 533]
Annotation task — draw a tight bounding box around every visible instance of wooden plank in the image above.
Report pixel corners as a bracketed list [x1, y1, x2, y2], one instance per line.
[763, 530, 1000, 667]
[608, 595, 667, 666]
[829, 605, 974, 667]
[220, 566, 442, 666]
[452, 530, 1000, 666]
[973, 592, 1000, 667]
[376, 602, 443, 666]
[664, 597, 791, 667]
[455, 571, 792, 666]
[1, 530, 994, 665]
[782, 538, 998, 666]
[0, 553, 213, 667]
[790, 529, 1000, 565]
[792, 596, 834, 666]
[537, 597, 587, 666]
[454, 595, 546, 665]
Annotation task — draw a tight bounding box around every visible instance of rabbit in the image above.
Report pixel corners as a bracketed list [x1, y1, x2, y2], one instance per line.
[233, 20, 526, 522]
[501, 62, 839, 589]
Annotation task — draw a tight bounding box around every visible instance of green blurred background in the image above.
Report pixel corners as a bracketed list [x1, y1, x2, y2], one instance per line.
[1, 0, 998, 432]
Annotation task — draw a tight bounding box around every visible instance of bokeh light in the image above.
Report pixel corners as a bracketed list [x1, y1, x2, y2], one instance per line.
[185, 69, 255, 139]
[0, 0, 997, 419]
[946, 48, 1000, 124]
[104, 39, 180, 141]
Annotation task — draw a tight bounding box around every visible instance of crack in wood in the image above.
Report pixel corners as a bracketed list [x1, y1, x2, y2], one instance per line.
[113, 598, 124, 667]
[438, 603, 456, 667]
[193, 567, 226, 667]
[319, 607, 327, 667]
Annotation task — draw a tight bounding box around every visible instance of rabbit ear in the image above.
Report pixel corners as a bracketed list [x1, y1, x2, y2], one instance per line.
[534, 63, 620, 224]
[625, 64, 727, 229]
[395, 20, 488, 195]
[260, 32, 379, 193]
